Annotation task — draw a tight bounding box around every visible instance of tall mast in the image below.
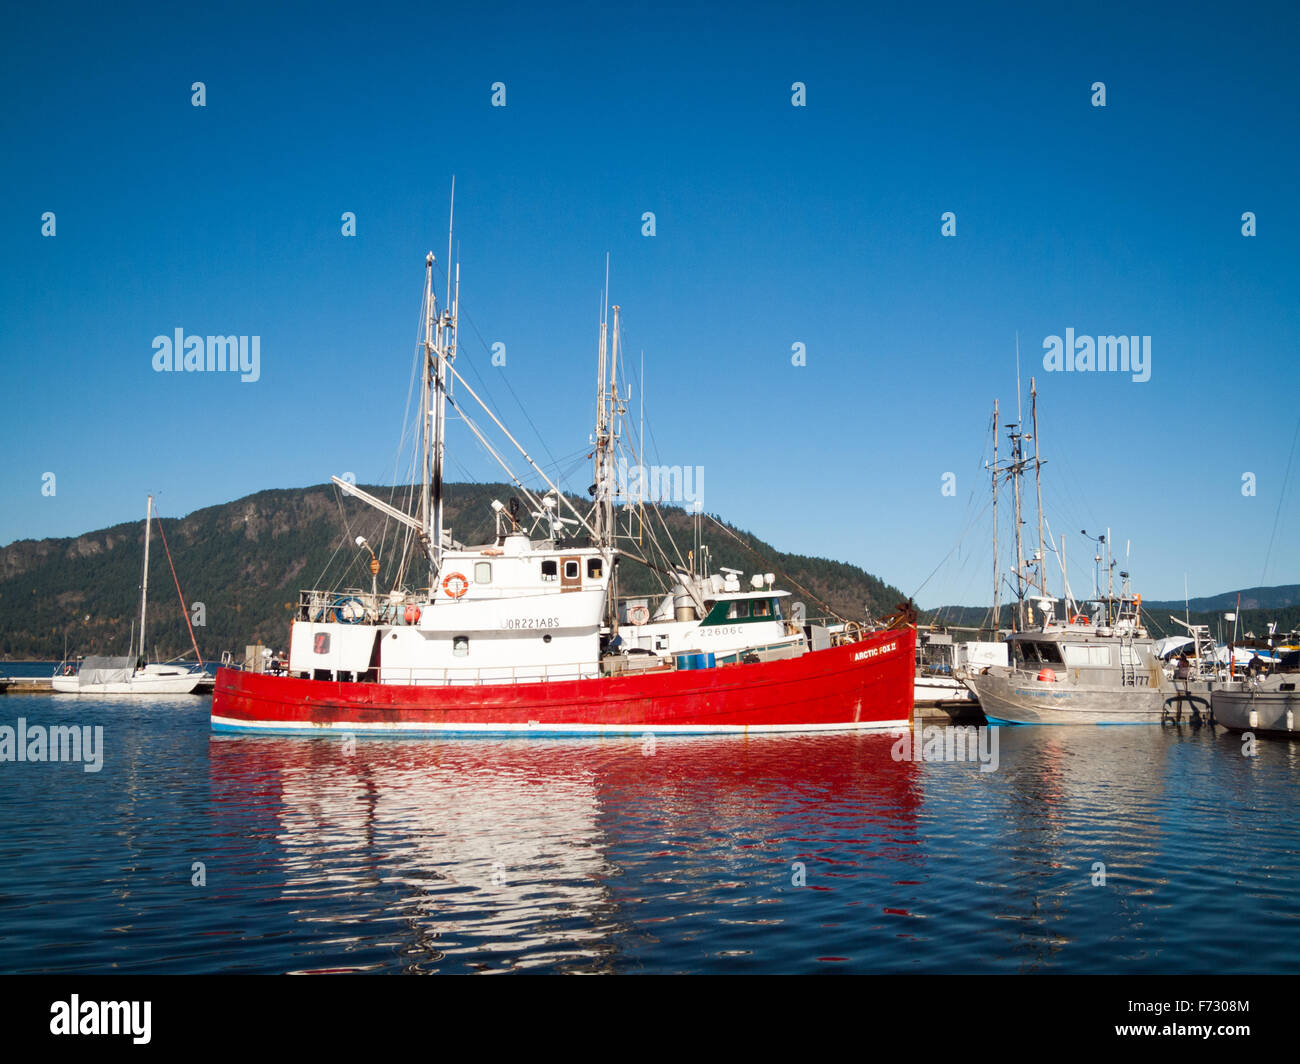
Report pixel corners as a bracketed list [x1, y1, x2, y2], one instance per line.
[420, 252, 435, 585]
[1011, 424, 1026, 631]
[435, 183, 457, 580]
[138, 494, 152, 661]
[605, 304, 620, 546]
[1106, 525, 1114, 622]
[432, 258, 456, 581]
[592, 259, 617, 550]
[417, 189, 458, 591]
[1031, 377, 1046, 603]
[991, 399, 1000, 634]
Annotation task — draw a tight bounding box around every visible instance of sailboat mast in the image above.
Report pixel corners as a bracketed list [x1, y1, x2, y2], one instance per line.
[139, 494, 153, 661]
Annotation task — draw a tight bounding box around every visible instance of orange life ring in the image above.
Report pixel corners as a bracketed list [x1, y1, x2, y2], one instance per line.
[442, 571, 469, 598]
[628, 605, 650, 625]
[1071, 614, 1089, 625]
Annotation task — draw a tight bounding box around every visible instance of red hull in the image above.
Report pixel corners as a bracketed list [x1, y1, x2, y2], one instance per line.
[211, 627, 915, 736]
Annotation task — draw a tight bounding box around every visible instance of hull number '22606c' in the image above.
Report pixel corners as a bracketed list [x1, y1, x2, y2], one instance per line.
[502, 617, 561, 630]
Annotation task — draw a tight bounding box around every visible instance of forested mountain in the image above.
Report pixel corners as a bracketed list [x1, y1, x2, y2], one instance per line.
[0, 483, 907, 659]
[920, 596, 1300, 643]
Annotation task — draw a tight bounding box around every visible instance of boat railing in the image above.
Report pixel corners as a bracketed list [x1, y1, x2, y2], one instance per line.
[298, 587, 420, 624]
[377, 661, 599, 686]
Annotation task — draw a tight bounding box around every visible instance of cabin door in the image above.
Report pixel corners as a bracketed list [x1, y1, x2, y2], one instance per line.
[561, 556, 582, 593]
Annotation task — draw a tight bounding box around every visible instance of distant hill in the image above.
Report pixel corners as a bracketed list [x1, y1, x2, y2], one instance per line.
[1140, 585, 1300, 613]
[0, 483, 907, 660]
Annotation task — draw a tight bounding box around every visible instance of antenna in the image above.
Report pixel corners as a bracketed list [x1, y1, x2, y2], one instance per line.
[1015, 331, 1022, 426]
[446, 175, 455, 310]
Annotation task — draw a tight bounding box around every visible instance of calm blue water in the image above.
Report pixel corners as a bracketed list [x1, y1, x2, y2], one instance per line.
[0, 693, 1297, 973]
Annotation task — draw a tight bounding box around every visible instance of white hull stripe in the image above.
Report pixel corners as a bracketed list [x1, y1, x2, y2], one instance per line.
[211, 714, 911, 737]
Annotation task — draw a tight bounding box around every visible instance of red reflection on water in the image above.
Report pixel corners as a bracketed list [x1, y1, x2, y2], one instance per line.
[208, 731, 921, 841]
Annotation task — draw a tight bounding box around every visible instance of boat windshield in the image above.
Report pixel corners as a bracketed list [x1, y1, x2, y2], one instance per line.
[1015, 641, 1064, 665]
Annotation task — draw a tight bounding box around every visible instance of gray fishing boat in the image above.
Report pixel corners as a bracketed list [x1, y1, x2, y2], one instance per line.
[957, 379, 1221, 725]
[961, 592, 1217, 724]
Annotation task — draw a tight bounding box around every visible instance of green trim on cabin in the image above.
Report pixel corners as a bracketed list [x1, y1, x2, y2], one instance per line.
[699, 598, 782, 626]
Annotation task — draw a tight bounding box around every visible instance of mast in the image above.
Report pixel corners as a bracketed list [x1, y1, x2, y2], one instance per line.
[1061, 535, 1071, 615]
[433, 258, 456, 578]
[1106, 525, 1114, 623]
[593, 266, 608, 546]
[138, 494, 153, 662]
[591, 259, 619, 551]
[991, 399, 1000, 634]
[420, 252, 435, 585]
[1011, 422, 1026, 631]
[434, 186, 457, 579]
[1031, 377, 1046, 603]
[605, 304, 620, 546]
[414, 192, 459, 591]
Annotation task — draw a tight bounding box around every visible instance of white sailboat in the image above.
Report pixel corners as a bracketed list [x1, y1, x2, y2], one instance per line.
[52, 495, 206, 695]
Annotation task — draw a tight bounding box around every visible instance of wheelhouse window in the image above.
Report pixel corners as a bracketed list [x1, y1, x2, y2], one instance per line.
[1017, 641, 1063, 664]
[541, 560, 558, 582]
[474, 561, 492, 584]
[752, 599, 772, 618]
[1064, 644, 1112, 667]
[727, 600, 750, 619]
[587, 558, 603, 579]
[453, 636, 469, 658]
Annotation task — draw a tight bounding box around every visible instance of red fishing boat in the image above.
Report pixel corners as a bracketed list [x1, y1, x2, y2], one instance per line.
[212, 242, 914, 737]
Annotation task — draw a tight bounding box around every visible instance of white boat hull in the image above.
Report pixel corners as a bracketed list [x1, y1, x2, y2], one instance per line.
[1212, 680, 1300, 738]
[913, 675, 975, 706]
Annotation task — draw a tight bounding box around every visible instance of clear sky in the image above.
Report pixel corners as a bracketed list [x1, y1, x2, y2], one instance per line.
[2, 1, 1297, 609]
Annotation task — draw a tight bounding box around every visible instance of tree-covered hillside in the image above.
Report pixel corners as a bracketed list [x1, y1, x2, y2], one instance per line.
[0, 483, 908, 659]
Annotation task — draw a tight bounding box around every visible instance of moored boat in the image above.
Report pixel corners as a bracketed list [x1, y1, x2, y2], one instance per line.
[956, 382, 1220, 725]
[211, 246, 915, 736]
[213, 626, 913, 736]
[1212, 672, 1300, 739]
[52, 495, 206, 696]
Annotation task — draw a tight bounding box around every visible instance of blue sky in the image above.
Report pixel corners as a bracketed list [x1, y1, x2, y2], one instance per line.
[2, 0, 1297, 609]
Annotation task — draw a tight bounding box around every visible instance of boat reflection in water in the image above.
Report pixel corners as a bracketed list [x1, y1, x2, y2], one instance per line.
[207, 733, 921, 973]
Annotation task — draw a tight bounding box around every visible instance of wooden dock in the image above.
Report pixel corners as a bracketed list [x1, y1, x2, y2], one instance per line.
[0, 677, 54, 694]
[0, 676, 212, 694]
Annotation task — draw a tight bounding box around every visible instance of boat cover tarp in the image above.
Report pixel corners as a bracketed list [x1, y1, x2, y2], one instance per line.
[79, 656, 134, 686]
[1154, 636, 1194, 659]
